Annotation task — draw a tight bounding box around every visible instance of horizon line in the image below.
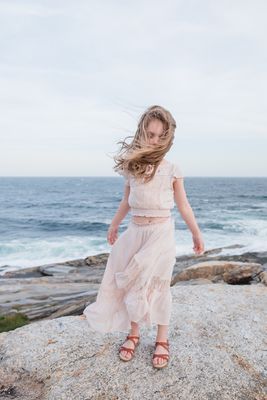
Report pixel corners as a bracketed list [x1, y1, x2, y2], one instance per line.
[0, 175, 266, 178]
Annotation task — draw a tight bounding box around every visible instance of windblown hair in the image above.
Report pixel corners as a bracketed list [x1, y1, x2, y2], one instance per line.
[113, 105, 176, 183]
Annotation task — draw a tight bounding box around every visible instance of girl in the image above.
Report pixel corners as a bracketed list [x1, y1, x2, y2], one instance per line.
[82, 105, 204, 369]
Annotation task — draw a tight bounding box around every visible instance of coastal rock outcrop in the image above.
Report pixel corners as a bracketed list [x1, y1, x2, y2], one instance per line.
[171, 260, 263, 285]
[0, 284, 266, 400]
[1, 248, 266, 323]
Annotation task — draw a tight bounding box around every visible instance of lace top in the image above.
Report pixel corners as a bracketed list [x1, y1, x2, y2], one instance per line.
[118, 159, 183, 217]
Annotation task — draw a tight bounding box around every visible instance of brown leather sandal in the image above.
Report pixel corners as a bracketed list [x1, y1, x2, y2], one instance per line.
[152, 340, 170, 369]
[119, 335, 140, 361]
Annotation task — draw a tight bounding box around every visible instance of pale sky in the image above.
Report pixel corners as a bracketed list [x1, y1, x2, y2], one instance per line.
[1, 0, 266, 177]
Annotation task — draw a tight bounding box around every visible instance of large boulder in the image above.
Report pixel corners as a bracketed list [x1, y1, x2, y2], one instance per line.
[171, 261, 263, 285]
[0, 283, 266, 400]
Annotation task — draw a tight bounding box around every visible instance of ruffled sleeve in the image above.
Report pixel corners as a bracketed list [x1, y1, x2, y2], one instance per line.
[172, 163, 183, 180]
[117, 168, 130, 186]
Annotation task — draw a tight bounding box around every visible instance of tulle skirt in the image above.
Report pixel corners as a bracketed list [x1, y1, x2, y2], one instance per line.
[83, 216, 176, 333]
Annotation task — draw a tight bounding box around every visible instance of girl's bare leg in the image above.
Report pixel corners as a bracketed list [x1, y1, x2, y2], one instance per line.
[120, 321, 140, 359]
[154, 324, 169, 366]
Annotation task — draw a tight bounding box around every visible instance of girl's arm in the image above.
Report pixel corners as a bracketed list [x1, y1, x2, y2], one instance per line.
[173, 178, 200, 235]
[173, 178, 205, 254]
[111, 185, 130, 226]
[107, 185, 130, 245]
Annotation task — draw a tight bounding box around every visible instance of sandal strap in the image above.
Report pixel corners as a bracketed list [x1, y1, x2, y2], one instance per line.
[120, 346, 134, 355]
[126, 336, 139, 346]
[127, 335, 139, 340]
[155, 341, 169, 351]
[119, 335, 139, 354]
[153, 340, 169, 360]
[153, 354, 169, 360]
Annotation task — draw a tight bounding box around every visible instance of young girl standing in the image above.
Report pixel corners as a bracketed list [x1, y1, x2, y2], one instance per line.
[82, 105, 204, 369]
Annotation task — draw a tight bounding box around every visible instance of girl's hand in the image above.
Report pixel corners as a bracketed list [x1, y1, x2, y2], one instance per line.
[192, 232, 205, 255]
[107, 224, 119, 245]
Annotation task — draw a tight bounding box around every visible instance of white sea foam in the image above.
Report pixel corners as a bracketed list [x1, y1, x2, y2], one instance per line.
[1, 220, 266, 275]
[0, 235, 111, 275]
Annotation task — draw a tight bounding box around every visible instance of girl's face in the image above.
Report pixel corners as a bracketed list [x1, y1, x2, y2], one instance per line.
[146, 119, 165, 146]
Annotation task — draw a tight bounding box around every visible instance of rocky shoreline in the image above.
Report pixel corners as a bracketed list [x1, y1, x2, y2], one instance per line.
[0, 244, 266, 399]
[0, 244, 266, 323]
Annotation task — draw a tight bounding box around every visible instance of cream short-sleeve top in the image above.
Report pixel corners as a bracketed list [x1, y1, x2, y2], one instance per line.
[118, 159, 183, 217]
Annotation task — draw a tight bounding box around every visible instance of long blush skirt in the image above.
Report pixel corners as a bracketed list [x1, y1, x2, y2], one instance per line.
[83, 216, 176, 333]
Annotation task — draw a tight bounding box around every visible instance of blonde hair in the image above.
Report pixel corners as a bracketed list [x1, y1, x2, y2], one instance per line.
[113, 105, 176, 183]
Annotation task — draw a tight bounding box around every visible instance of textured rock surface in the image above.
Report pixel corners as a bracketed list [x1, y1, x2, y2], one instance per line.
[171, 260, 263, 285]
[0, 275, 100, 320]
[259, 271, 267, 286]
[0, 284, 266, 400]
[1, 248, 266, 322]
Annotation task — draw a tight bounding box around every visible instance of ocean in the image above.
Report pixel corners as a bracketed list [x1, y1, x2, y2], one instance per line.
[0, 176, 266, 275]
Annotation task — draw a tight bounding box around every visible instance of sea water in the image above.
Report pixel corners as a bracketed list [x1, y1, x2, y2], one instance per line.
[0, 176, 266, 275]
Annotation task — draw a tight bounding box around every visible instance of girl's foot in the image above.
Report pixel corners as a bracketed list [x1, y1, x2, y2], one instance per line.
[79, 314, 86, 319]
[119, 333, 140, 361]
[152, 339, 170, 368]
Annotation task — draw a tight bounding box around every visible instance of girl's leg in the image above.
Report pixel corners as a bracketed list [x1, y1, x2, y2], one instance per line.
[154, 324, 169, 366]
[120, 321, 140, 359]
[130, 321, 140, 335]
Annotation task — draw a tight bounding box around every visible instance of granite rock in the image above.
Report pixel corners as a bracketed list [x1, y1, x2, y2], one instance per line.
[0, 284, 266, 400]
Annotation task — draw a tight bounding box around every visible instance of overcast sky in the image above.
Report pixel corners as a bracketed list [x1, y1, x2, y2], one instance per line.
[0, 0, 266, 177]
